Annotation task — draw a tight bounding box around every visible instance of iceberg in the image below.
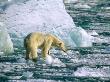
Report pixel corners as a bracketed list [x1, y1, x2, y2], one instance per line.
[70, 27, 92, 47]
[0, 0, 92, 48]
[0, 22, 14, 54]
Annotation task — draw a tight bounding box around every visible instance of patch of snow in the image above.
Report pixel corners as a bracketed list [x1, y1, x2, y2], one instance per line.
[52, 58, 66, 67]
[45, 55, 65, 66]
[0, 52, 4, 55]
[45, 55, 54, 65]
[64, 0, 78, 3]
[17, 57, 26, 63]
[74, 3, 91, 9]
[25, 79, 58, 82]
[88, 30, 99, 36]
[91, 36, 108, 43]
[22, 71, 33, 78]
[8, 0, 11, 1]
[104, 7, 110, 10]
[74, 66, 107, 77]
[60, 51, 67, 55]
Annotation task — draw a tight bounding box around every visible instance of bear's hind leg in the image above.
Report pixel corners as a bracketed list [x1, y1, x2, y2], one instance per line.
[25, 48, 31, 60]
[31, 47, 38, 62]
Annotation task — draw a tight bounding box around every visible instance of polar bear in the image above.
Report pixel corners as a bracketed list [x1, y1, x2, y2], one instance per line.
[24, 32, 66, 62]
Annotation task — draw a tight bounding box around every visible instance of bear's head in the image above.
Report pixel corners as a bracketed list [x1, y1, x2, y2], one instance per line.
[57, 41, 67, 52]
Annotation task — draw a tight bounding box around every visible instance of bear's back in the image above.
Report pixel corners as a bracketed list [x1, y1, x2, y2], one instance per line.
[24, 32, 45, 47]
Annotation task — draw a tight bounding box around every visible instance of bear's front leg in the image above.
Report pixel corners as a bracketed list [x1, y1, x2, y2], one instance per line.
[42, 40, 52, 60]
[42, 48, 49, 60]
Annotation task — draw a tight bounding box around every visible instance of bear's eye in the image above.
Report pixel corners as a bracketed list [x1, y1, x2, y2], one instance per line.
[59, 43, 62, 46]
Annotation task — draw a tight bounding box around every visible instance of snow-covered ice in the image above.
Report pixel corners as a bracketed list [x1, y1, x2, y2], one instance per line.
[88, 30, 99, 36]
[45, 55, 54, 65]
[74, 3, 91, 9]
[74, 66, 110, 77]
[64, 0, 78, 3]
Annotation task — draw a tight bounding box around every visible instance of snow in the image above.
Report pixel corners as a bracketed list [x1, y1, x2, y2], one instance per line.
[45, 55, 65, 66]
[105, 7, 110, 10]
[91, 36, 109, 43]
[88, 30, 99, 36]
[22, 71, 33, 78]
[45, 55, 54, 65]
[64, 0, 78, 3]
[74, 3, 91, 9]
[8, 0, 12, 2]
[74, 66, 109, 77]
[0, 0, 92, 47]
[0, 22, 14, 54]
